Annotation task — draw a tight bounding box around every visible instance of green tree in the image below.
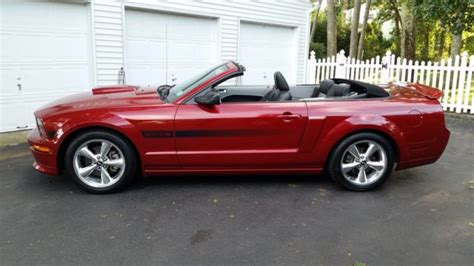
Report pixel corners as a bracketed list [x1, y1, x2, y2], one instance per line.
[414, 0, 474, 57]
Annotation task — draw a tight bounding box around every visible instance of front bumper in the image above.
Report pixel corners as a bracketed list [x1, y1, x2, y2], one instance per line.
[27, 129, 58, 176]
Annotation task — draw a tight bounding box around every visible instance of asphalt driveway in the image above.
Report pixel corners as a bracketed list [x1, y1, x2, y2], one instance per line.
[0, 115, 473, 265]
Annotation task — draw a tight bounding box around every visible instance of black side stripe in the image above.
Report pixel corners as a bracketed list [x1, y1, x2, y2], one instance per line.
[142, 130, 273, 138]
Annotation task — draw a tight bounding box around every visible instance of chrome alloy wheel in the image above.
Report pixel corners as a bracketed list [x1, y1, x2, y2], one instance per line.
[340, 140, 387, 186]
[73, 139, 126, 188]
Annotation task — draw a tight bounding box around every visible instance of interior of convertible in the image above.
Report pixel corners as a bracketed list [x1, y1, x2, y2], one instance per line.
[212, 71, 389, 103]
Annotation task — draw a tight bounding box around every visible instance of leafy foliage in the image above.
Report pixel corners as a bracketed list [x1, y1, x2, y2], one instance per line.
[414, 0, 474, 34]
[309, 0, 474, 60]
[362, 22, 392, 59]
[310, 11, 351, 58]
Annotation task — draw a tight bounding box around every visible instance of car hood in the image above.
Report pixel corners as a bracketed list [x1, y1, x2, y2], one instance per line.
[35, 85, 165, 119]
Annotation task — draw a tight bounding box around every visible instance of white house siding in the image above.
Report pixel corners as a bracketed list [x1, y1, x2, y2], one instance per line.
[92, 1, 124, 85]
[92, 0, 311, 86]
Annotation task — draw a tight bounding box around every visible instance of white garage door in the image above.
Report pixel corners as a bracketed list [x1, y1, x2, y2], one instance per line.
[239, 22, 295, 85]
[125, 10, 218, 86]
[0, 1, 92, 132]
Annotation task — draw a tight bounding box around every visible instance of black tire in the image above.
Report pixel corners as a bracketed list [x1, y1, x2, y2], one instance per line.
[65, 130, 137, 193]
[327, 132, 395, 191]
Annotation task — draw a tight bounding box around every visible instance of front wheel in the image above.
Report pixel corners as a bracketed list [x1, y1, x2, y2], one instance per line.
[327, 132, 395, 191]
[65, 130, 137, 193]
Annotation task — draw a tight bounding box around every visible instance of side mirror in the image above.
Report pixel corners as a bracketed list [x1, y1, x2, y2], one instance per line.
[195, 91, 221, 106]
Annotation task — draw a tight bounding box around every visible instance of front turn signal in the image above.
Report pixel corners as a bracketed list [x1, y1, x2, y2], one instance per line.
[32, 145, 50, 153]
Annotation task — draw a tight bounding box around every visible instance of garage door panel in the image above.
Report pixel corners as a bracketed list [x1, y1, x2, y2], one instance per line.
[168, 41, 215, 62]
[1, 1, 89, 31]
[56, 36, 90, 60]
[0, 1, 92, 132]
[3, 34, 53, 60]
[50, 68, 91, 91]
[126, 39, 167, 64]
[166, 67, 206, 85]
[240, 67, 276, 85]
[0, 68, 19, 96]
[1, 100, 47, 131]
[125, 9, 218, 86]
[239, 46, 289, 64]
[125, 11, 168, 38]
[167, 16, 216, 41]
[127, 67, 167, 87]
[239, 22, 294, 85]
[14, 67, 89, 94]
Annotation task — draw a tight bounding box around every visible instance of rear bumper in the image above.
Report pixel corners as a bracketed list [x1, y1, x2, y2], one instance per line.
[397, 126, 450, 170]
[27, 129, 58, 176]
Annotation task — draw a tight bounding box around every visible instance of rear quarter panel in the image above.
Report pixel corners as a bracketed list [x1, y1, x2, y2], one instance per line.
[306, 87, 449, 170]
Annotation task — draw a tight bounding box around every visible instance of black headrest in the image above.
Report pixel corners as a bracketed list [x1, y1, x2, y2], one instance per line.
[274, 71, 290, 91]
[319, 79, 334, 94]
[327, 83, 351, 97]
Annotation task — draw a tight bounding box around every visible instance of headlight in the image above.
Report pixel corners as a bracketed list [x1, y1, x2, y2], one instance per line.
[35, 117, 48, 139]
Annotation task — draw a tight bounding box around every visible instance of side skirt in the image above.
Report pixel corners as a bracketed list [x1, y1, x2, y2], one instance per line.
[143, 167, 323, 177]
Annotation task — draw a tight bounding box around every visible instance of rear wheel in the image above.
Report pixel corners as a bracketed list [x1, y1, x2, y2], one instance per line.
[65, 130, 137, 193]
[327, 132, 395, 191]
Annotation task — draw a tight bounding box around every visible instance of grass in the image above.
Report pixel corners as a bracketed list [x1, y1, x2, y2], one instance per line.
[0, 130, 31, 147]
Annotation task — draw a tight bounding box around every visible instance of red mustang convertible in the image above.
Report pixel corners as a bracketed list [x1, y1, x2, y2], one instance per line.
[28, 61, 450, 193]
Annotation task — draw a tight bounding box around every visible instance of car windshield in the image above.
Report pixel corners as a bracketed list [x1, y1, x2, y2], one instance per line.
[165, 63, 231, 102]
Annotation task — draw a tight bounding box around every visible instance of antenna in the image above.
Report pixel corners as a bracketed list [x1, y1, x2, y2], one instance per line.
[165, 23, 168, 85]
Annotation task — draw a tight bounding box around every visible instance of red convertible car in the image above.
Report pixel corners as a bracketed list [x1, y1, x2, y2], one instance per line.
[28, 61, 450, 193]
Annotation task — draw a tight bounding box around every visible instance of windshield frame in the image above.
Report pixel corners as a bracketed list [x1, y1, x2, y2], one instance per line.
[167, 62, 240, 104]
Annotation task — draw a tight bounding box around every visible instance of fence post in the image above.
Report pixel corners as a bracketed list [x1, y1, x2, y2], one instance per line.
[456, 51, 468, 113]
[381, 51, 391, 83]
[336, 49, 346, 78]
[307, 51, 316, 84]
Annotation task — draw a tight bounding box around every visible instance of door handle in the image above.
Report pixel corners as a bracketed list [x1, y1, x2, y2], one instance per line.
[17, 77, 21, 91]
[277, 112, 302, 120]
[217, 88, 227, 94]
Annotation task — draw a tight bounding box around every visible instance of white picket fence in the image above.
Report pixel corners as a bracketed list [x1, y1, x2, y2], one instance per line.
[305, 50, 474, 114]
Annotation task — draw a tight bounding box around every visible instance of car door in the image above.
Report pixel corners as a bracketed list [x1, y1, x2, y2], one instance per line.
[174, 101, 309, 168]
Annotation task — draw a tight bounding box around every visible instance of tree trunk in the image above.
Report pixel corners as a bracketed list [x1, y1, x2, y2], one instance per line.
[357, 0, 371, 60]
[349, 0, 362, 58]
[389, 0, 402, 55]
[400, 0, 415, 60]
[450, 32, 462, 58]
[326, 0, 337, 56]
[437, 30, 445, 60]
[309, 0, 321, 43]
[422, 29, 429, 60]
